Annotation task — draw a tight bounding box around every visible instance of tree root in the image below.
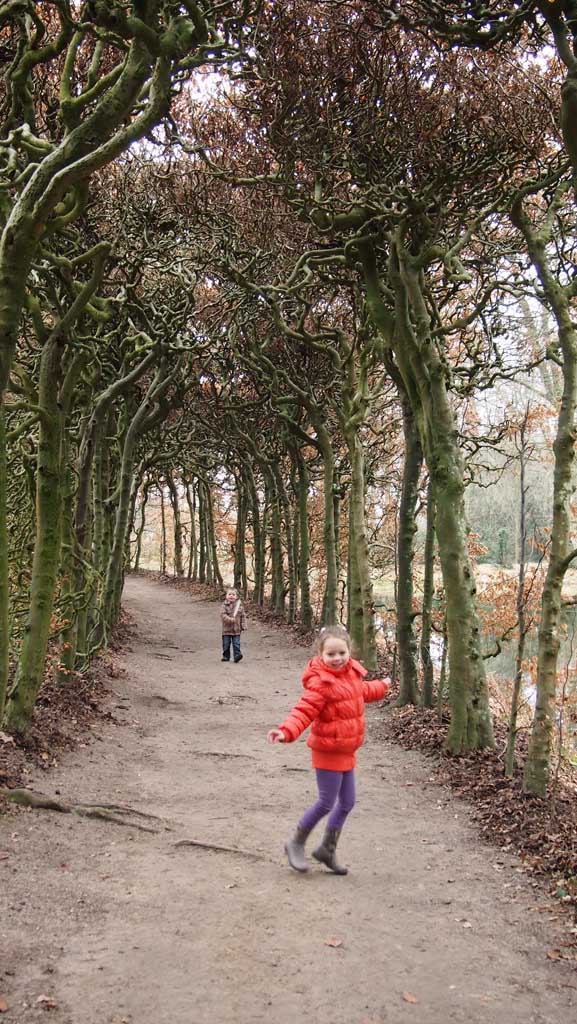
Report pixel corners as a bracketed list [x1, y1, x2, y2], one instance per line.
[173, 838, 268, 860]
[0, 788, 170, 833]
[2, 790, 266, 859]
[189, 751, 256, 760]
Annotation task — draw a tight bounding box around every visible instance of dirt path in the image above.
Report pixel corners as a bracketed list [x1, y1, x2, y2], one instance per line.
[1, 576, 576, 1024]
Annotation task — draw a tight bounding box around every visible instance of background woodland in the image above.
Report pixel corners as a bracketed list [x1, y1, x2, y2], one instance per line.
[2, 1, 577, 806]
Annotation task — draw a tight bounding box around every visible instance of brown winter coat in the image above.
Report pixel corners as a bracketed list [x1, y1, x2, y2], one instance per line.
[221, 599, 246, 636]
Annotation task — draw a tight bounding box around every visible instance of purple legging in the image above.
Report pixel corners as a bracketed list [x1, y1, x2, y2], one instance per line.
[299, 768, 356, 832]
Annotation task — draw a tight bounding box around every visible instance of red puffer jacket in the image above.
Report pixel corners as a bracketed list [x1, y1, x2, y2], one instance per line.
[278, 656, 390, 771]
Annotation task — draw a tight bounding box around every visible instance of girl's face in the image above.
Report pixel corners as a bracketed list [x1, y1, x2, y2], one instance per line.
[225, 591, 237, 602]
[320, 637, 350, 670]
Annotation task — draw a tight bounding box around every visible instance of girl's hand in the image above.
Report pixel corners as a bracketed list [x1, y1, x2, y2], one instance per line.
[267, 728, 285, 743]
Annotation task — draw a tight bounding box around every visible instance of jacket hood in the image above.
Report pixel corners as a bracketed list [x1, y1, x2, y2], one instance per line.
[302, 655, 367, 687]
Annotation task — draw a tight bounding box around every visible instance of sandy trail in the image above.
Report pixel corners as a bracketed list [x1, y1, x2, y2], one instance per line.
[1, 575, 575, 1024]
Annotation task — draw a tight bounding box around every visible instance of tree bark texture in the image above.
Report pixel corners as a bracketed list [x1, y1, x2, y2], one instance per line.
[420, 478, 436, 709]
[512, 189, 577, 795]
[396, 395, 423, 705]
[166, 473, 184, 578]
[5, 335, 65, 731]
[317, 424, 338, 625]
[361, 239, 494, 751]
[295, 452, 313, 629]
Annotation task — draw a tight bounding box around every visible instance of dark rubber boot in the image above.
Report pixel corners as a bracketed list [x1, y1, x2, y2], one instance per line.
[312, 827, 348, 875]
[284, 825, 311, 873]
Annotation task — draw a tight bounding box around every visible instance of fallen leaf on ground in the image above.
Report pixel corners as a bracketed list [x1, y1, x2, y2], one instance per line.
[379, 704, 577, 889]
[0, 852, 9, 861]
[36, 994, 58, 1009]
[547, 949, 562, 960]
[402, 992, 418, 1004]
[0, 996, 8, 1013]
[324, 938, 343, 948]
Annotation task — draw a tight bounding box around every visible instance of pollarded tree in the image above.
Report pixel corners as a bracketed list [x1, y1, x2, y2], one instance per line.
[0, 0, 256, 729]
[206, 4, 553, 748]
[396, 0, 577, 796]
[397, 0, 577, 178]
[510, 173, 577, 794]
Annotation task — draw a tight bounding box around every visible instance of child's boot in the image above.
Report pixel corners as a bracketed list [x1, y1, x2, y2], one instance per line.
[312, 827, 348, 875]
[284, 825, 311, 873]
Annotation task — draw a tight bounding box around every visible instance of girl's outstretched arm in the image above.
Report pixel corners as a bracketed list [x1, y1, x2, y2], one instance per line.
[276, 686, 327, 743]
[363, 678, 391, 703]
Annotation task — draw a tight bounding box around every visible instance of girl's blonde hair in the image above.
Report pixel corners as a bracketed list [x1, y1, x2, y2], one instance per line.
[316, 624, 351, 654]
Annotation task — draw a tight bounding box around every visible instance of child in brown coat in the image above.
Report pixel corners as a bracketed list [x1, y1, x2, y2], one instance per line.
[221, 588, 246, 663]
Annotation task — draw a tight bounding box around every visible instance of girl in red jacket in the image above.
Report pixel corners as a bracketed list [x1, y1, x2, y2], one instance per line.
[267, 625, 390, 875]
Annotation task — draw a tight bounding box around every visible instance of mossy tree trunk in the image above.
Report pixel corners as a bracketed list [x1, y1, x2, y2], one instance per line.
[197, 481, 207, 583]
[57, 447, 83, 685]
[512, 184, 577, 795]
[74, 505, 93, 670]
[338, 339, 378, 668]
[4, 250, 106, 731]
[159, 485, 167, 575]
[347, 502, 358, 636]
[333, 466, 342, 588]
[0, 31, 178, 709]
[134, 480, 151, 572]
[166, 472, 184, 578]
[395, 393, 423, 705]
[43, 340, 88, 686]
[0, 2, 240, 709]
[421, 478, 436, 709]
[126, 473, 140, 571]
[316, 423, 338, 625]
[99, 359, 179, 641]
[244, 462, 265, 605]
[273, 463, 296, 623]
[78, 350, 155, 660]
[265, 468, 285, 617]
[232, 472, 247, 595]
[289, 456, 301, 614]
[185, 479, 198, 581]
[203, 479, 223, 590]
[0, 402, 7, 722]
[361, 238, 494, 752]
[88, 408, 113, 643]
[294, 449, 313, 629]
[345, 429, 377, 668]
[4, 334, 65, 732]
[506, 410, 530, 778]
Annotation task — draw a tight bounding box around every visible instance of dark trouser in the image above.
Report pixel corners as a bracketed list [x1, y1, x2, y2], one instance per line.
[299, 768, 356, 831]
[222, 634, 241, 661]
